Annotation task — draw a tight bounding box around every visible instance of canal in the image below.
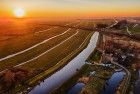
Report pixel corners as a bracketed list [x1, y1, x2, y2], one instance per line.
[29, 32, 99, 94]
[101, 71, 125, 94]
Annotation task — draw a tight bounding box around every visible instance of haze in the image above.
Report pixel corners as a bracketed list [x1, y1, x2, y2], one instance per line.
[0, 0, 140, 18]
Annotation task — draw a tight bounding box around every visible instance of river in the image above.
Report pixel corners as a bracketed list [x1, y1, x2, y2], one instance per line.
[67, 82, 85, 94]
[29, 32, 99, 94]
[101, 71, 125, 94]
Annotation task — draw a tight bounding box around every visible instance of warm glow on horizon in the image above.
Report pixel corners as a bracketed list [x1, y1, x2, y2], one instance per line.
[14, 8, 25, 18]
[0, 0, 140, 18]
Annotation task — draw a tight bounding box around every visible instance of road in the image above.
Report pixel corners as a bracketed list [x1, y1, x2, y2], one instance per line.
[103, 33, 131, 94]
[109, 19, 132, 36]
[126, 26, 132, 35]
[111, 61, 131, 94]
[108, 19, 118, 28]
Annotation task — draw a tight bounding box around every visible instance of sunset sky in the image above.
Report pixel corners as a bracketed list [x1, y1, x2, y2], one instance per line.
[0, 0, 140, 18]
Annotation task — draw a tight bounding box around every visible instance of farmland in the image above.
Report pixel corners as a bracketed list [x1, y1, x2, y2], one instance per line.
[14, 28, 91, 81]
[0, 26, 68, 58]
[0, 28, 77, 71]
[1, 18, 139, 94]
[0, 18, 95, 93]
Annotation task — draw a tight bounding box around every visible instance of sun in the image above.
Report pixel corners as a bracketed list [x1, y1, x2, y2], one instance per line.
[14, 8, 25, 18]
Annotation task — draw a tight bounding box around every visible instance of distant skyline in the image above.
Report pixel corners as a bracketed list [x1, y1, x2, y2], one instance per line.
[0, 0, 140, 18]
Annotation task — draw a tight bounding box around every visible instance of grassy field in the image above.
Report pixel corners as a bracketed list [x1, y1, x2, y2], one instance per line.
[18, 29, 91, 77]
[0, 20, 52, 35]
[51, 64, 113, 94]
[0, 28, 77, 72]
[87, 49, 102, 63]
[0, 27, 68, 58]
[11, 29, 93, 94]
[28, 32, 93, 86]
[0, 19, 119, 94]
[0, 19, 98, 94]
[81, 69, 113, 94]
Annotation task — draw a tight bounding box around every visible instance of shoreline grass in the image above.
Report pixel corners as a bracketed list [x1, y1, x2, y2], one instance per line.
[28, 31, 93, 86]
[50, 33, 114, 94]
[11, 30, 93, 94]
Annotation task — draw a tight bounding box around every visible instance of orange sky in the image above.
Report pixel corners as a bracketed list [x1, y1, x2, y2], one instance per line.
[0, 0, 140, 18]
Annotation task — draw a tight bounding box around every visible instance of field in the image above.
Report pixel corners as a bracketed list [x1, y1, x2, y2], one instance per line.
[0, 26, 68, 58]
[0, 28, 78, 71]
[0, 18, 128, 93]
[0, 18, 97, 93]
[0, 17, 139, 94]
[17, 29, 91, 77]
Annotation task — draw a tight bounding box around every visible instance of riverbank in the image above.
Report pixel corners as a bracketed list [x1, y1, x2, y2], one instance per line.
[11, 31, 94, 94]
[51, 64, 89, 94]
[80, 65, 114, 94]
[55, 32, 133, 94]
[51, 63, 114, 94]
[28, 32, 99, 94]
[50, 33, 115, 94]
[28, 32, 94, 86]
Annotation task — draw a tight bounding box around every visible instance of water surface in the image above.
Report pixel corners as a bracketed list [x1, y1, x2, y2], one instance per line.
[101, 71, 125, 94]
[67, 83, 85, 94]
[29, 32, 99, 94]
